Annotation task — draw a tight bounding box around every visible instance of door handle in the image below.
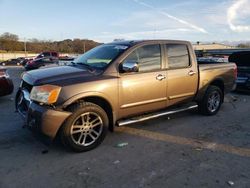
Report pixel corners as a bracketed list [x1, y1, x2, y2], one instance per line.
[156, 74, 166, 81]
[188, 70, 196, 76]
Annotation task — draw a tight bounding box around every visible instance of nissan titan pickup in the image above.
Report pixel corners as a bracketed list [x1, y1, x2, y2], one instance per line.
[16, 40, 237, 152]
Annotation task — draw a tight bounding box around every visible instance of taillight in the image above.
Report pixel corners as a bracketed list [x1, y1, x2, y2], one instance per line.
[233, 64, 237, 79]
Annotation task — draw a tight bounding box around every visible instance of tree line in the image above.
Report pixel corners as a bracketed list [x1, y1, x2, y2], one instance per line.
[237, 43, 250, 48]
[0, 32, 100, 53]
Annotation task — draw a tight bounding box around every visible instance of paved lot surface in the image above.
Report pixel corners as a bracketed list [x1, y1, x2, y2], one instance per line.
[1, 67, 250, 188]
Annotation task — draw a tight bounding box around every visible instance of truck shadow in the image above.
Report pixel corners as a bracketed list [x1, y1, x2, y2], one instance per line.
[232, 90, 250, 95]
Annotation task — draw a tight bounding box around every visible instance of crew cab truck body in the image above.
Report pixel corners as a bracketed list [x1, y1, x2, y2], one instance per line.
[16, 40, 236, 152]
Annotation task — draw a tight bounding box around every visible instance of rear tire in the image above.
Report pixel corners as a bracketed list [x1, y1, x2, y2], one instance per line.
[198, 85, 223, 115]
[60, 102, 108, 152]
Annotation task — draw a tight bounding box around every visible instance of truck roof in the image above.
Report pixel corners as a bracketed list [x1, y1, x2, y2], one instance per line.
[108, 39, 190, 47]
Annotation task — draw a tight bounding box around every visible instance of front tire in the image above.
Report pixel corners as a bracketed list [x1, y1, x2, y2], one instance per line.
[61, 102, 108, 152]
[198, 85, 223, 115]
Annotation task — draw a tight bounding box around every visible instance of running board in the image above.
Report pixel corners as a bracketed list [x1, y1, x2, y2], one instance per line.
[116, 104, 198, 127]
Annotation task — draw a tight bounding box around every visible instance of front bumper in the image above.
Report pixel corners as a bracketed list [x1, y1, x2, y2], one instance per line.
[16, 89, 71, 144]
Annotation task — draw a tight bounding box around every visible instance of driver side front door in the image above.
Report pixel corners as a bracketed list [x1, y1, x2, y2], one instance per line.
[118, 44, 167, 118]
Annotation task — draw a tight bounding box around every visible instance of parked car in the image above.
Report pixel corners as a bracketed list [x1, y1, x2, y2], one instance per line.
[197, 57, 228, 64]
[0, 67, 14, 97]
[20, 57, 35, 66]
[36, 51, 59, 59]
[16, 40, 236, 152]
[229, 51, 250, 91]
[59, 56, 75, 61]
[1, 58, 24, 66]
[24, 57, 59, 70]
[22, 52, 74, 67]
[23, 51, 60, 70]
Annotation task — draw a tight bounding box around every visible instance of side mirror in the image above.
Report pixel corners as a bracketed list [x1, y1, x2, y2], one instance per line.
[121, 60, 139, 73]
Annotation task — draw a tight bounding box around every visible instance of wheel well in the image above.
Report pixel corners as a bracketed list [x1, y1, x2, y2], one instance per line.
[210, 80, 224, 93]
[210, 79, 224, 101]
[65, 97, 114, 132]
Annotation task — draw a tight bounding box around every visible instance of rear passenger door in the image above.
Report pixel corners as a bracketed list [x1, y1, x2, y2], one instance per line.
[165, 43, 198, 106]
[118, 43, 167, 118]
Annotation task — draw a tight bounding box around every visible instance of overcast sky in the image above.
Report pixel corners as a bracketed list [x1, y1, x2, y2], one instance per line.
[0, 0, 250, 43]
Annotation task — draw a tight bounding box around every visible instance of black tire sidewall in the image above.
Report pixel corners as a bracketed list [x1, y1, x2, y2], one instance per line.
[61, 103, 108, 152]
[15, 89, 21, 110]
[199, 86, 223, 115]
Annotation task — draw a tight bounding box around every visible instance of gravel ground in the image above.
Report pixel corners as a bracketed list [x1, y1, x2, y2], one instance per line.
[0, 67, 250, 188]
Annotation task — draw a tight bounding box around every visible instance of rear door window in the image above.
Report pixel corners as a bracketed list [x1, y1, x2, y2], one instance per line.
[166, 44, 190, 69]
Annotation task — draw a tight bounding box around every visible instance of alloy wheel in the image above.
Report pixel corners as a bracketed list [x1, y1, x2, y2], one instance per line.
[70, 112, 103, 146]
[207, 91, 221, 113]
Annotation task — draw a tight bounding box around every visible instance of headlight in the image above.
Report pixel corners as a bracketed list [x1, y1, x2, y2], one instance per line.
[30, 85, 61, 104]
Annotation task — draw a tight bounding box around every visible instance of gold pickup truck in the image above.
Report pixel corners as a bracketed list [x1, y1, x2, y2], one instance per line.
[16, 40, 237, 152]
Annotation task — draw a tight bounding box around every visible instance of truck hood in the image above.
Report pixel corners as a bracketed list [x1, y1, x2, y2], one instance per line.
[22, 65, 98, 86]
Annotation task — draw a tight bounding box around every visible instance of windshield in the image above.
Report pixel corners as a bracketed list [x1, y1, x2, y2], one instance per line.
[73, 44, 129, 69]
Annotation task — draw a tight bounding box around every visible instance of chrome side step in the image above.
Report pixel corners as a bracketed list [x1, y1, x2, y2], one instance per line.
[117, 104, 198, 127]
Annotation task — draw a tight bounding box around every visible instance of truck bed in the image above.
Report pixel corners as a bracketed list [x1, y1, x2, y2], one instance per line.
[196, 62, 236, 101]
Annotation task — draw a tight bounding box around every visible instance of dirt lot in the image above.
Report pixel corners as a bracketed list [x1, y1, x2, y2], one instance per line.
[1, 67, 250, 188]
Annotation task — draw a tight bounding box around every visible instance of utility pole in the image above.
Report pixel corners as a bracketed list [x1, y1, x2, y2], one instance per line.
[84, 41, 86, 53]
[24, 38, 27, 57]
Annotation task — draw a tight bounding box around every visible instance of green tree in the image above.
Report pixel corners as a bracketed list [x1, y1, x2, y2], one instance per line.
[0, 32, 20, 52]
[0, 32, 100, 53]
